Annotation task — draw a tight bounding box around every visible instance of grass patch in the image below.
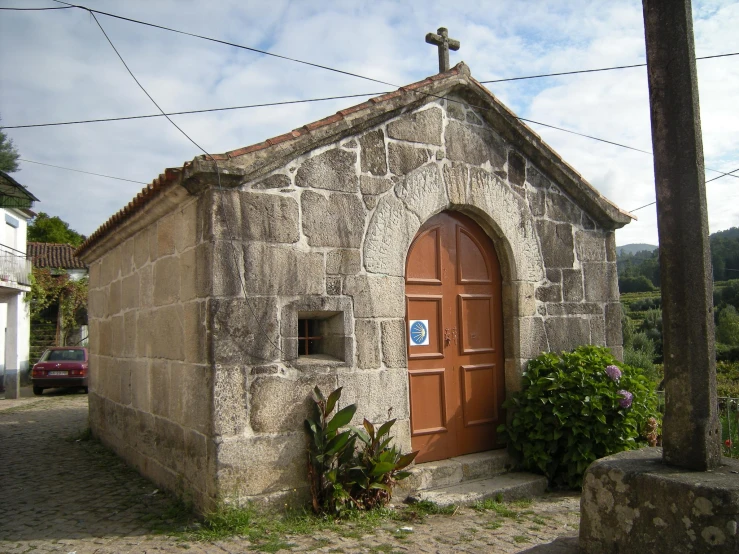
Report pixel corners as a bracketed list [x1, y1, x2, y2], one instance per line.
[396, 500, 456, 523]
[510, 498, 533, 508]
[532, 516, 546, 525]
[472, 499, 520, 519]
[513, 535, 531, 543]
[483, 521, 502, 530]
[66, 426, 93, 442]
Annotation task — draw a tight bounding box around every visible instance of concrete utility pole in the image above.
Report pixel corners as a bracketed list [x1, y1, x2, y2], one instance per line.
[425, 27, 460, 73]
[642, 0, 722, 470]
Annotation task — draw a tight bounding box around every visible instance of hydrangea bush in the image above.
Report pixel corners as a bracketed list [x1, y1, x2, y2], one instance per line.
[498, 345, 659, 489]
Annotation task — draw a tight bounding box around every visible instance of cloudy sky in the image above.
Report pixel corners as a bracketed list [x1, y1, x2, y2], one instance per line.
[1, 0, 737, 246]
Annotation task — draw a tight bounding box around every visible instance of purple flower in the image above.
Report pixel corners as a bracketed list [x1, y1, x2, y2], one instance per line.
[618, 390, 633, 409]
[605, 365, 622, 382]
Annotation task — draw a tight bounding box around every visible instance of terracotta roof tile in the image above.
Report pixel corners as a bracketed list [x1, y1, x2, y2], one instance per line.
[28, 242, 87, 270]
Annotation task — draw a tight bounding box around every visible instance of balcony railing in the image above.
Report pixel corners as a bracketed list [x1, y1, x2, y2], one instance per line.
[0, 245, 32, 286]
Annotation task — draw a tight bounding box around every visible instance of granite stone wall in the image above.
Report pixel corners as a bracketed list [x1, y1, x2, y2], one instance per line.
[84, 92, 622, 510]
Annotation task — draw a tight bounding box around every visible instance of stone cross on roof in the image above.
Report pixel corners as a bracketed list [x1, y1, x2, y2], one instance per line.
[425, 27, 460, 73]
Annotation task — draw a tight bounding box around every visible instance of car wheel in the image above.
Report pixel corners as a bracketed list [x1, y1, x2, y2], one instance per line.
[33, 386, 44, 396]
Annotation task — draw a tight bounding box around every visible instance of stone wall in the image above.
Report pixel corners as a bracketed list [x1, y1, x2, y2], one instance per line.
[206, 95, 622, 506]
[84, 91, 623, 510]
[87, 195, 215, 510]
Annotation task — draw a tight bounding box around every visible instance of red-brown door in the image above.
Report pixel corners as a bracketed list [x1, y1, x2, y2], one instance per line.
[405, 211, 505, 463]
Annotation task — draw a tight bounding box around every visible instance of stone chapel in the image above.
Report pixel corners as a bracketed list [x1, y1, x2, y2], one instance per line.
[76, 61, 632, 511]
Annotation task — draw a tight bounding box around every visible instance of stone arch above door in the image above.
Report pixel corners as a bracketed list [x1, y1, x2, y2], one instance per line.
[363, 162, 545, 284]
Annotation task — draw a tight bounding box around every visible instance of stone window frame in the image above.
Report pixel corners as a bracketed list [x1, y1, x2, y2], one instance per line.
[281, 296, 354, 367]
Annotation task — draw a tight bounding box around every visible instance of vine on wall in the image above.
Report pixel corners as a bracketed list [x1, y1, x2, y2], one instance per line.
[27, 267, 88, 332]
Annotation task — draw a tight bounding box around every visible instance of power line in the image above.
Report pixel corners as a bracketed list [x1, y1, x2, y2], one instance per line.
[629, 168, 739, 212]
[0, 6, 72, 10]
[51, 1, 739, 88]
[0, 92, 390, 129]
[19, 158, 148, 184]
[479, 51, 739, 84]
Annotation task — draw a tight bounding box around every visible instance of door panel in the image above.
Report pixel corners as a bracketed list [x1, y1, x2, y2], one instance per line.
[406, 211, 505, 463]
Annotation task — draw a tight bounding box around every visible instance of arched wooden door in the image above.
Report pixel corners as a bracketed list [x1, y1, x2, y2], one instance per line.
[405, 211, 505, 463]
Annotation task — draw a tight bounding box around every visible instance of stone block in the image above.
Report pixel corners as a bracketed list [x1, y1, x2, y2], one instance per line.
[583, 262, 619, 302]
[243, 243, 324, 295]
[171, 362, 212, 434]
[213, 366, 249, 437]
[535, 284, 561, 303]
[102, 248, 120, 283]
[386, 107, 443, 145]
[546, 191, 581, 222]
[355, 319, 380, 369]
[183, 300, 208, 365]
[139, 264, 154, 307]
[175, 199, 199, 253]
[526, 165, 550, 190]
[98, 318, 112, 357]
[108, 279, 122, 315]
[296, 148, 359, 192]
[249, 372, 337, 434]
[134, 229, 150, 269]
[240, 192, 300, 243]
[149, 305, 185, 360]
[337, 368, 410, 424]
[345, 275, 405, 318]
[120, 238, 134, 277]
[364, 194, 420, 276]
[153, 415, 186, 475]
[505, 358, 528, 394]
[590, 316, 606, 346]
[503, 281, 536, 318]
[605, 302, 623, 347]
[363, 194, 378, 209]
[516, 317, 548, 359]
[444, 163, 468, 205]
[196, 241, 243, 298]
[580, 448, 739, 554]
[507, 151, 526, 186]
[217, 433, 308, 495]
[576, 230, 607, 262]
[157, 213, 176, 256]
[388, 143, 430, 176]
[89, 260, 101, 287]
[153, 256, 180, 306]
[210, 297, 279, 365]
[130, 360, 150, 412]
[253, 173, 291, 190]
[110, 315, 124, 358]
[381, 319, 407, 368]
[121, 272, 140, 311]
[546, 303, 603, 316]
[446, 99, 465, 120]
[88, 288, 108, 319]
[179, 247, 197, 302]
[359, 175, 393, 195]
[445, 120, 506, 169]
[148, 360, 171, 419]
[545, 317, 590, 352]
[562, 268, 584, 302]
[605, 232, 617, 262]
[326, 276, 342, 295]
[301, 191, 365, 248]
[394, 163, 447, 222]
[326, 249, 361, 275]
[527, 189, 546, 217]
[536, 220, 575, 268]
[123, 310, 137, 357]
[184, 429, 210, 493]
[359, 129, 387, 176]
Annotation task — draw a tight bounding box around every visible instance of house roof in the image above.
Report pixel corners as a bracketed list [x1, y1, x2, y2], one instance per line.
[0, 170, 39, 210]
[29, 242, 88, 270]
[76, 62, 634, 259]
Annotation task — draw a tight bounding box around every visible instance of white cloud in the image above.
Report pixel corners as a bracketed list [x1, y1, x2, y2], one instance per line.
[0, 0, 736, 244]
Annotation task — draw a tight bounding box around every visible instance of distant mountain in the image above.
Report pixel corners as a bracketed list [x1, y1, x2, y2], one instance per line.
[616, 243, 659, 256]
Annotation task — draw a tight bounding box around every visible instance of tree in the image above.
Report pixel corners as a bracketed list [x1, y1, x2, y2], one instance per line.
[0, 118, 20, 173]
[717, 305, 739, 346]
[28, 212, 85, 247]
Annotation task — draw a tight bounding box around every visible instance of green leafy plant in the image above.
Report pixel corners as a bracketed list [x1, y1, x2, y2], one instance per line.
[305, 386, 417, 515]
[498, 345, 659, 489]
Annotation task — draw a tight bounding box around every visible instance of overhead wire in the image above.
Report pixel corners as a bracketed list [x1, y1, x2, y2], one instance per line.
[19, 158, 148, 184]
[0, 6, 72, 10]
[629, 168, 739, 212]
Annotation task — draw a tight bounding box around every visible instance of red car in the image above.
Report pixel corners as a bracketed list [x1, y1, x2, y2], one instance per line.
[31, 347, 88, 396]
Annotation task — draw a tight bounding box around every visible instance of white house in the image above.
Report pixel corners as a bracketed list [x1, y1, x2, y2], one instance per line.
[0, 170, 38, 399]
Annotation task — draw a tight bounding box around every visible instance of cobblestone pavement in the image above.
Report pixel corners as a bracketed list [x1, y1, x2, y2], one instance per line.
[0, 389, 581, 553]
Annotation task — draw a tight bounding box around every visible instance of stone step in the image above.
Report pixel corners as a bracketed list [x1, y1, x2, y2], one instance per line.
[398, 450, 513, 497]
[406, 472, 548, 507]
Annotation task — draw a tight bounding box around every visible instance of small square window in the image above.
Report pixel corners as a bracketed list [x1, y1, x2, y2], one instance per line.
[296, 311, 345, 361]
[298, 318, 323, 356]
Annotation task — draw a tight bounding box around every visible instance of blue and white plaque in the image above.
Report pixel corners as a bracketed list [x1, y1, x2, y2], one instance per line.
[409, 320, 430, 346]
